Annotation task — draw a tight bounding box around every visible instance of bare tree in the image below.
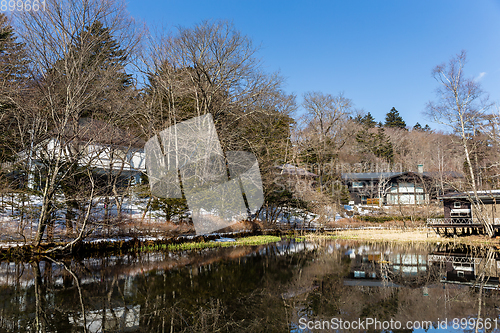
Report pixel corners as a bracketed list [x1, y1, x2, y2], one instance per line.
[300, 91, 352, 193]
[142, 20, 296, 225]
[13, 0, 140, 247]
[478, 111, 500, 188]
[427, 50, 494, 236]
[378, 174, 391, 207]
[142, 20, 284, 137]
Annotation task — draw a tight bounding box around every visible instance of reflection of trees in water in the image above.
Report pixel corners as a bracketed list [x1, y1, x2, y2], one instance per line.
[1, 257, 140, 332]
[0, 243, 311, 332]
[2, 241, 500, 331]
[134, 243, 317, 332]
[288, 241, 500, 330]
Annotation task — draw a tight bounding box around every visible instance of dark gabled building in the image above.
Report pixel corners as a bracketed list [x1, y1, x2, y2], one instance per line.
[341, 171, 432, 205]
[428, 190, 500, 236]
[341, 170, 462, 205]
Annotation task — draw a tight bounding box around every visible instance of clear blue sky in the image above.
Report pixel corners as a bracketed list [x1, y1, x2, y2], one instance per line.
[126, 0, 500, 130]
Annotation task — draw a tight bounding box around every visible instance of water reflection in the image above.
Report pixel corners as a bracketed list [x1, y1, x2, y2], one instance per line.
[0, 240, 499, 332]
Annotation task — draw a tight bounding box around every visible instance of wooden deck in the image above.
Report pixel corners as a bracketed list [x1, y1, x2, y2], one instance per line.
[427, 218, 500, 236]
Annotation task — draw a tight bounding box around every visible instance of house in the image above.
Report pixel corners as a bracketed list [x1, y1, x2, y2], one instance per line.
[341, 168, 462, 205]
[276, 163, 318, 178]
[341, 171, 431, 205]
[428, 190, 500, 236]
[275, 164, 319, 194]
[7, 118, 146, 190]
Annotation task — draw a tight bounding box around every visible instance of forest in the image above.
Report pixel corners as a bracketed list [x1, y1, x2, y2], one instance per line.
[1, 0, 499, 249]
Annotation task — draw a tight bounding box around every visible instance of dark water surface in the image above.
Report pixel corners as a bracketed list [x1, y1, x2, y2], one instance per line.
[1, 239, 500, 332]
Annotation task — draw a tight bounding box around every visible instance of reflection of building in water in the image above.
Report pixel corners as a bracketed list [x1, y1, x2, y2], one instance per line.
[428, 247, 500, 289]
[345, 244, 500, 289]
[391, 254, 427, 276]
[344, 247, 429, 287]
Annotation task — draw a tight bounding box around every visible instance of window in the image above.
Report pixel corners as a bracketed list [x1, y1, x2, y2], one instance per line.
[386, 194, 395, 204]
[352, 181, 364, 188]
[354, 271, 366, 278]
[454, 202, 461, 208]
[399, 182, 415, 193]
[416, 194, 425, 204]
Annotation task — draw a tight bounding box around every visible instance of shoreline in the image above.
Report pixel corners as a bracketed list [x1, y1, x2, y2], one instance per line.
[1, 226, 499, 260]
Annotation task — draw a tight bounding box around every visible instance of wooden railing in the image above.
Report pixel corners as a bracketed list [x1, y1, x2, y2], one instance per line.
[428, 254, 482, 264]
[427, 218, 476, 225]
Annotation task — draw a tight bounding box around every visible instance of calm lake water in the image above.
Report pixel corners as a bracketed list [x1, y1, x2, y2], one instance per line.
[1, 239, 500, 332]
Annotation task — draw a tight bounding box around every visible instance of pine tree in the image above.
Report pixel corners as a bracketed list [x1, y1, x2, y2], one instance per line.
[44, 20, 138, 233]
[413, 122, 432, 132]
[50, 20, 133, 120]
[356, 127, 394, 163]
[354, 112, 377, 127]
[384, 107, 406, 129]
[373, 128, 394, 163]
[0, 14, 28, 162]
[79, 21, 132, 88]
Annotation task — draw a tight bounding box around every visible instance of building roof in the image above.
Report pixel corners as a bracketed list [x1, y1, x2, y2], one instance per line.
[341, 171, 463, 182]
[439, 190, 500, 201]
[72, 118, 145, 148]
[277, 164, 318, 177]
[341, 171, 425, 181]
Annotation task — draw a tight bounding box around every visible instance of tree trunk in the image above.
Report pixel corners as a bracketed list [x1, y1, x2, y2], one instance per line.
[463, 135, 494, 237]
[35, 192, 52, 246]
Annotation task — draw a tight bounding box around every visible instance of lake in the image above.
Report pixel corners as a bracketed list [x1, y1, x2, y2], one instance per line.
[1, 238, 499, 332]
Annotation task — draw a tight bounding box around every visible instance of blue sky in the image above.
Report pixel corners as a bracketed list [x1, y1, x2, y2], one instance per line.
[126, 0, 500, 130]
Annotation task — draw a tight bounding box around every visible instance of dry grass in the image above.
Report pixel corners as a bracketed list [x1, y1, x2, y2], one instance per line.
[321, 228, 500, 247]
[331, 228, 442, 242]
[326, 218, 424, 229]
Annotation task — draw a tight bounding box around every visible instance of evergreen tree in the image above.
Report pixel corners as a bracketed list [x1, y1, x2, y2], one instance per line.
[356, 127, 394, 163]
[353, 114, 363, 124]
[413, 122, 432, 132]
[45, 20, 138, 233]
[0, 14, 28, 162]
[363, 112, 377, 127]
[50, 20, 133, 120]
[354, 112, 377, 127]
[373, 128, 394, 163]
[384, 107, 406, 129]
